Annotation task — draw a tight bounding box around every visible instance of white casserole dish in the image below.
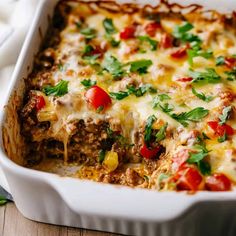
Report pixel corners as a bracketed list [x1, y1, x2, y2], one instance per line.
[1, 0, 236, 235]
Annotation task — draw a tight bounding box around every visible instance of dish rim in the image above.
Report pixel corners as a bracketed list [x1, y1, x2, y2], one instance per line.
[1, 0, 236, 223]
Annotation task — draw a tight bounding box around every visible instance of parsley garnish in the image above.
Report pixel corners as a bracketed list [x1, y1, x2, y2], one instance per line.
[144, 115, 157, 143]
[80, 28, 97, 39]
[43, 80, 69, 97]
[187, 138, 211, 175]
[138, 36, 158, 51]
[109, 91, 129, 100]
[110, 84, 156, 100]
[159, 105, 209, 127]
[189, 68, 221, 84]
[103, 18, 117, 34]
[173, 22, 201, 43]
[192, 87, 213, 102]
[81, 79, 97, 89]
[219, 106, 232, 125]
[171, 107, 209, 127]
[98, 150, 106, 163]
[129, 59, 153, 74]
[216, 56, 225, 66]
[127, 84, 156, 97]
[218, 133, 227, 143]
[225, 67, 236, 81]
[156, 123, 168, 142]
[103, 54, 125, 79]
[187, 46, 213, 66]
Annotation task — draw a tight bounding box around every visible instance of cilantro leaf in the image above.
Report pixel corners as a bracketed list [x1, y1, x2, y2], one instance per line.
[187, 141, 211, 175]
[109, 91, 129, 100]
[138, 36, 158, 51]
[103, 18, 117, 34]
[127, 84, 156, 97]
[192, 87, 213, 102]
[80, 28, 97, 39]
[98, 150, 106, 163]
[173, 22, 201, 43]
[145, 115, 157, 143]
[156, 123, 168, 142]
[216, 56, 225, 66]
[219, 106, 232, 125]
[161, 106, 209, 127]
[129, 59, 153, 74]
[189, 68, 221, 84]
[225, 67, 236, 81]
[103, 54, 125, 79]
[158, 94, 171, 101]
[110, 84, 156, 100]
[43, 80, 69, 97]
[81, 79, 97, 89]
[187, 46, 213, 66]
[218, 133, 227, 143]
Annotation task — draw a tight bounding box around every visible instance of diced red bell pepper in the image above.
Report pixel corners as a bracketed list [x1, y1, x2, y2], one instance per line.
[205, 173, 231, 191]
[176, 77, 193, 82]
[224, 57, 236, 69]
[144, 22, 161, 37]
[207, 121, 234, 136]
[170, 46, 187, 58]
[140, 143, 161, 159]
[120, 25, 136, 40]
[160, 33, 173, 49]
[35, 95, 46, 111]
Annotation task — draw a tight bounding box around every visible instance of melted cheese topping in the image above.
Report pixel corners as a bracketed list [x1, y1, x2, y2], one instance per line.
[31, 2, 236, 187]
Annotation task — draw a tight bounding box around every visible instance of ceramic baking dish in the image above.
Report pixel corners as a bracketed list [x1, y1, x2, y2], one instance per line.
[1, 0, 236, 235]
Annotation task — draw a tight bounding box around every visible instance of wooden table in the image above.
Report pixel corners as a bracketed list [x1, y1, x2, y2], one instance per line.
[0, 203, 120, 236]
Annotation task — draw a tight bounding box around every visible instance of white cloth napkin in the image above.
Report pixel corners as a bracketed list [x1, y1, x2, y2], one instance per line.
[0, 0, 39, 192]
[0, 0, 39, 109]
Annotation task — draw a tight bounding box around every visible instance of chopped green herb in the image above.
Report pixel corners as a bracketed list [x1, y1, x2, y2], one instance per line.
[189, 68, 221, 84]
[218, 133, 227, 143]
[110, 38, 120, 47]
[225, 67, 236, 81]
[109, 91, 129, 100]
[80, 28, 97, 39]
[127, 84, 156, 97]
[98, 150, 106, 163]
[173, 22, 201, 43]
[97, 106, 104, 113]
[216, 56, 225, 66]
[103, 18, 117, 34]
[171, 107, 209, 127]
[159, 106, 209, 127]
[75, 21, 82, 29]
[159, 103, 174, 113]
[145, 115, 157, 143]
[110, 84, 156, 100]
[187, 46, 213, 66]
[202, 132, 210, 140]
[158, 94, 171, 102]
[43, 80, 69, 97]
[192, 87, 213, 102]
[138, 35, 158, 51]
[219, 106, 232, 125]
[156, 123, 168, 142]
[103, 54, 125, 79]
[187, 140, 211, 175]
[129, 59, 153, 74]
[81, 79, 97, 89]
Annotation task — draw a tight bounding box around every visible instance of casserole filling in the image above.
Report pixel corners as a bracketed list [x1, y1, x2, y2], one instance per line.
[20, 1, 236, 191]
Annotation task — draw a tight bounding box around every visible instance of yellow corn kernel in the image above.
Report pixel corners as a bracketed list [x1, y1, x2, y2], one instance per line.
[103, 151, 119, 172]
